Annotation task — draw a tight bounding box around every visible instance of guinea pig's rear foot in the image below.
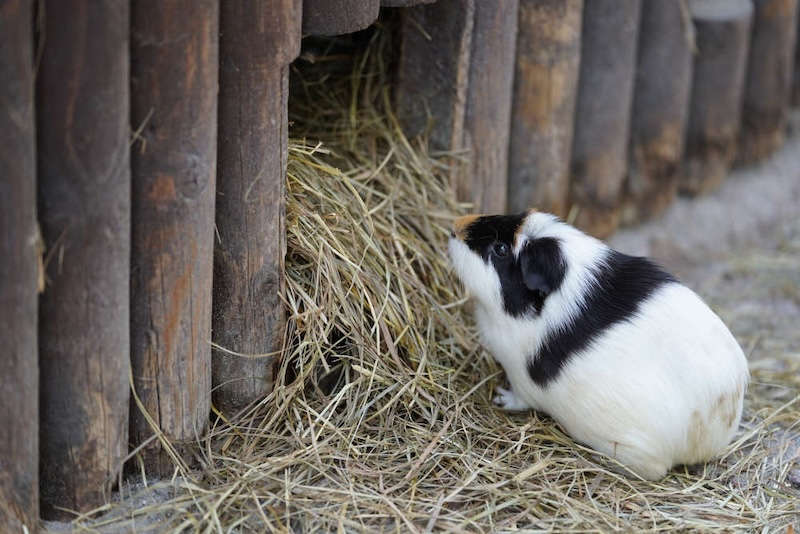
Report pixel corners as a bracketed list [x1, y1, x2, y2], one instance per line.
[492, 386, 530, 412]
[630, 462, 670, 481]
[614, 448, 670, 481]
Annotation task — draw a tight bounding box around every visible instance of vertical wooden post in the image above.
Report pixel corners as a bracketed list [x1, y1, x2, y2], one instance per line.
[213, 0, 301, 416]
[0, 0, 38, 530]
[395, 0, 516, 213]
[681, 0, 753, 195]
[302, 0, 379, 36]
[130, 0, 218, 476]
[463, 0, 518, 213]
[793, 11, 800, 105]
[395, 0, 474, 157]
[569, 0, 641, 238]
[624, 0, 693, 223]
[737, 0, 799, 164]
[36, 0, 131, 518]
[508, 0, 583, 216]
[381, 0, 435, 5]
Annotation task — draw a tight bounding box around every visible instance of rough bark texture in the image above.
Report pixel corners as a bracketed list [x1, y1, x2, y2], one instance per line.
[395, 0, 516, 213]
[793, 12, 800, 105]
[36, 0, 131, 519]
[302, 0, 379, 36]
[214, 0, 300, 416]
[682, 0, 753, 195]
[737, 0, 799, 164]
[395, 0, 474, 155]
[623, 0, 693, 224]
[130, 0, 218, 476]
[381, 0, 436, 5]
[0, 0, 38, 530]
[462, 0, 519, 213]
[569, 0, 641, 238]
[508, 0, 583, 216]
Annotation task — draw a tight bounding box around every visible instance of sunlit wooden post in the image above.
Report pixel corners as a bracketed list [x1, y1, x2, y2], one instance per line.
[508, 0, 583, 216]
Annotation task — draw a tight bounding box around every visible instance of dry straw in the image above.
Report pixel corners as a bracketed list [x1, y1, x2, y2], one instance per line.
[62, 25, 798, 533]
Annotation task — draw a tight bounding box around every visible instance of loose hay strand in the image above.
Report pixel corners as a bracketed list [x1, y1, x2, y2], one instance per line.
[57, 23, 800, 533]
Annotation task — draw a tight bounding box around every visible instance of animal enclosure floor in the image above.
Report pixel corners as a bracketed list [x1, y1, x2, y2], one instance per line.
[43, 130, 800, 534]
[42, 47, 800, 532]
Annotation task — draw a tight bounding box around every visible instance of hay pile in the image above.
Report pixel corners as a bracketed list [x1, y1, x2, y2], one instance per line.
[60, 25, 798, 533]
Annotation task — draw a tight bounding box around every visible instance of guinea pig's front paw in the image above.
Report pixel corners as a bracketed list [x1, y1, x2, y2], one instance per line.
[492, 386, 530, 412]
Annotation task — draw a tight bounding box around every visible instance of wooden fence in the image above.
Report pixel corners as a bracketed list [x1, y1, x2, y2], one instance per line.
[1, 0, 798, 529]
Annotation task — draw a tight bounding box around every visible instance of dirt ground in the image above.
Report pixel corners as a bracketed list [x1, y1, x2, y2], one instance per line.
[43, 127, 800, 532]
[611, 125, 800, 505]
[611, 118, 800, 410]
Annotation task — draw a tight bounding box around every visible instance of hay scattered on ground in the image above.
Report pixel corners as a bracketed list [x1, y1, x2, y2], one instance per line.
[54, 25, 799, 533]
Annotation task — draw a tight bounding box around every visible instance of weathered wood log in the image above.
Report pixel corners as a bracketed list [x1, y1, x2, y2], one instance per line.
[569, 0, 641, 238]
[130, 0, 218, 476]
[302, 0, 380, 36]
[623, 0, 693, 223]
[681, 0, 753, 195]
[737, 0, 799, 164]
[0, 0, 38, 530]
[381, 0, 435, 6]
[36, 0, 131, 518]
[214, 0, 301, 416]
[793, 13, 800, 105]
[395, 0, 516, 213]
[507, 0, 583, 216]
[463, 0, 518, 213]
[395, 0, 473, 156]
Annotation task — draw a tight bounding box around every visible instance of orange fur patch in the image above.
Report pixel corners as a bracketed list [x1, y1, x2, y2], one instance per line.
[453, 214, 482, 239]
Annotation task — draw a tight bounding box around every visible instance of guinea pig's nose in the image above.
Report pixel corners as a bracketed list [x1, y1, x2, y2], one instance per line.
[453, 214, 482, 239]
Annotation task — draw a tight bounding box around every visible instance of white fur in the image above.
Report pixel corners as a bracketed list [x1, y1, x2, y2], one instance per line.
[449, 212, 749, 480]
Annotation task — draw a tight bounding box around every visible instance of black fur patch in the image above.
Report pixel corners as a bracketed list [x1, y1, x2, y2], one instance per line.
[462, 214, 567, 317]
[463, 213, 527, 261]
[527, 249, 677, 387]
[499, 237, 567, 317]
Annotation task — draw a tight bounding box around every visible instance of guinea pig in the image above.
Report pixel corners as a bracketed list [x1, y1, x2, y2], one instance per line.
[447, 210, 749, 480]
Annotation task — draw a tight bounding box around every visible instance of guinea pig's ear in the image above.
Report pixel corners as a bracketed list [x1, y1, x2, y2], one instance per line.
[519, 238, 566, 296]
[522, 271, 551, 294]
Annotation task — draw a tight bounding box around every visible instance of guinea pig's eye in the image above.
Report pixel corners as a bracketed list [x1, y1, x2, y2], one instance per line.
[491, 242, 510, 258]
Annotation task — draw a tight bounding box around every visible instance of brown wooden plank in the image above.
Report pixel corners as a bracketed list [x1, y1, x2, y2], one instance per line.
[0, 0, 38, 530]
[623, 0, 693, 223]
[302, 0, 380, 36]
[508, 0, 583, 216]
[681, 0, 753, 195]
[36, 0, 131, 519]
[569, 0, 641, 238]
[395, 0, 474, 156]
[793, 10, 800, 105]
[381, 0, 436, 6]
[130, 0, 218, 476]
[214, 0, 301, 416]
[737, 0, 799, 164]
[394, 0, 516, 213]
[463, 0, 519, 213]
